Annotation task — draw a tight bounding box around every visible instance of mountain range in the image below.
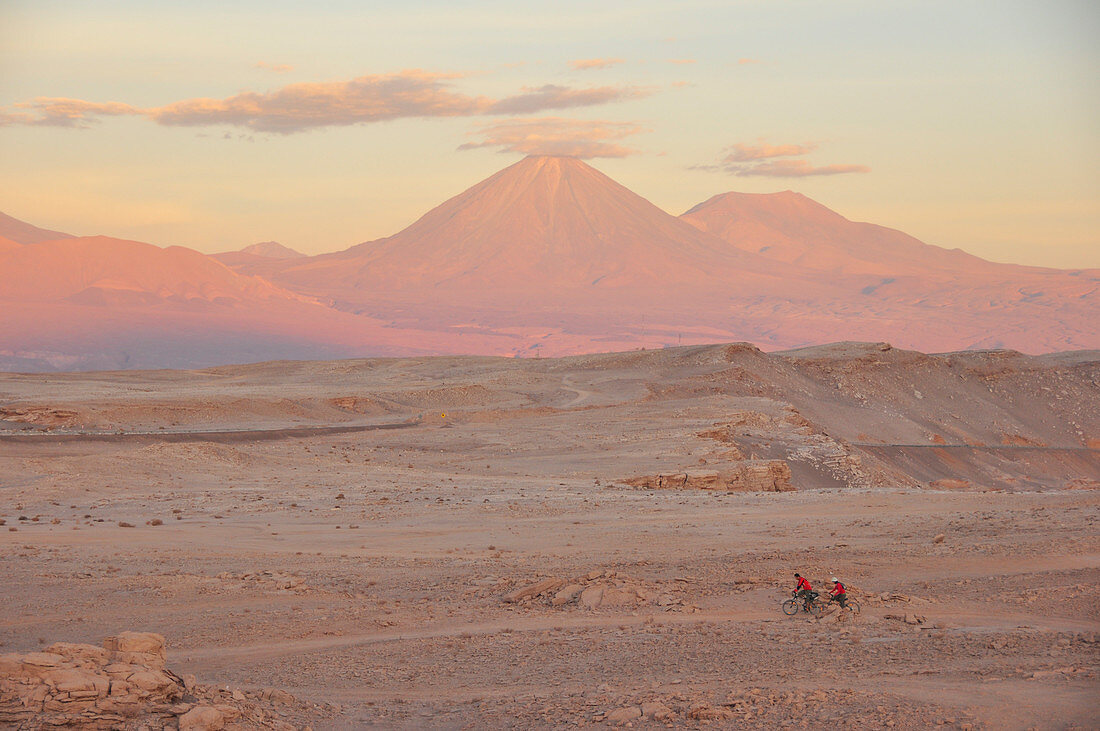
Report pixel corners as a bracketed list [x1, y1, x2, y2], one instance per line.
[1, 156, 1096, 371]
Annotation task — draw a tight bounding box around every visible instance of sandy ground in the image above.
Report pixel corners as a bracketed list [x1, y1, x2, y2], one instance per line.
[2, 344, 1098, 729]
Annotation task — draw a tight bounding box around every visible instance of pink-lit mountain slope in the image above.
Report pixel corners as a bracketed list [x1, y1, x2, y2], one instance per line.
[681, 191, 988, 276]
[679, 190, 1100, 350]
[0, 210, 75, 245]
[271, 155, 815, 300]
[262, 156, 1097, 355]
[0, 236, 505, 371]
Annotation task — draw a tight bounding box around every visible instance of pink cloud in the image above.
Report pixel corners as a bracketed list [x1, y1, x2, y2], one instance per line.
[724, 141, 817, 162]
[458, 117, 646, 158]
[730, 159, 871, 177]
[8, 98, 139, 127]
[695, 140, 869, 177]
[667, 58, 697, 65]
[489, 84, 649, 114]
[0, 71, 648, 134]
[255, 62, 294, 73]
[148, 71, 491, 132]
[570, 58, 625, 71]
[738, 58, 761, 65]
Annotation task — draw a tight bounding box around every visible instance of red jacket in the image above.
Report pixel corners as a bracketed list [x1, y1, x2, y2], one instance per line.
[830, 581, 846, 596]
[796, 577, 812, 592]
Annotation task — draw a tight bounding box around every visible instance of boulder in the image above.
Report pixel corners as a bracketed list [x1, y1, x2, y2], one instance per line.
[599, 587, 639, 608]
[579, 585, 605, 609]
[641, 700, 675, 721]
[178, 705, 225, 730]
[605, 705, 642, 723]
[102, 632, 166, 667]
[551, 584, 585, 606]
[502, 577, 566, 603]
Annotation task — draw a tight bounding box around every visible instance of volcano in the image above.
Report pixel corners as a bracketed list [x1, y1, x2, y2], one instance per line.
[270, 155, 800, 302]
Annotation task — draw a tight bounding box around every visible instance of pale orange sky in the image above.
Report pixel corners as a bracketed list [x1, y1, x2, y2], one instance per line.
[0, 0, 1097, 267]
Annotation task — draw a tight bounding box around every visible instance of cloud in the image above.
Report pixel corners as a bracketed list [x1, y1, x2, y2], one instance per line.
[458, 117, 646, 158]
[255, 62, 293, 73]
[695, 139, 869, 177]
[724, 141, 816, 162]
[667, 58, 697, 65]
[570, 58, 625, 71]
[738, 58, 761, 65]
[0, 71, 649, 134]
[147, 71, 490, 132]
[7, 98, 139, 127]
[488, 84, 649, 115]
[729, 159, 870, 177]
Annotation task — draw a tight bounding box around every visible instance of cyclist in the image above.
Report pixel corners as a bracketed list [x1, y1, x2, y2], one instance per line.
[828, 577, 849, 608]
[793, 573, 815, 609]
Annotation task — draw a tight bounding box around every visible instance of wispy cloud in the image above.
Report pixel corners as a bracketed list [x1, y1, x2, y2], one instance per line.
[724, 141, 816, 162]
[0, 71, 649, 134]
[255, 62, 293, 73]
[570, 58, 625, 71]
[6, 98, 139, 128]
[737, 58, 761, 65]
[667, 58, 697, 65]
[695, 139, 869, 177]
[458, 117, 646, 158]
[148, 71, 488, 132]
[730, 159, 870, 177]
[489, 84, 649, 115]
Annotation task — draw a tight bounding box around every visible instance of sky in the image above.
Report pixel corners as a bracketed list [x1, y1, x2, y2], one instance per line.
[1, 0, 1097, 267]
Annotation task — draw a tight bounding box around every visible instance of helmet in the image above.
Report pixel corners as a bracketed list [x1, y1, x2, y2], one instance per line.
[794, 573, 801, 577]
[831, 577, 839, 583]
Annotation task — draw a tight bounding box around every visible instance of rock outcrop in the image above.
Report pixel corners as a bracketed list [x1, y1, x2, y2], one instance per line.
[622, 460, 793, 492]
[0, 632, 326, 730]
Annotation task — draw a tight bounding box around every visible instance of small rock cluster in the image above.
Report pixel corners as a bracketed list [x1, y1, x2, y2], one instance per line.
[215, 570, 312, 594]
[500, 570, 677, 611]
[0, 632, 325, 730]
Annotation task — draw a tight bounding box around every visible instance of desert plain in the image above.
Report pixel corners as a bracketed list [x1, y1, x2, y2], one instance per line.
[2, 342, 1098, 729]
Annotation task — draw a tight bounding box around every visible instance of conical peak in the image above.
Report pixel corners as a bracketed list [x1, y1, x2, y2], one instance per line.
[505, 154, 600, 180]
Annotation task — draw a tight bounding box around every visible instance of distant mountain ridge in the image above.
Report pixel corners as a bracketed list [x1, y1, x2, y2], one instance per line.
[0, 211, 75, 245]
[680, 191, 989, 276]
[1, 156, 1096, 370]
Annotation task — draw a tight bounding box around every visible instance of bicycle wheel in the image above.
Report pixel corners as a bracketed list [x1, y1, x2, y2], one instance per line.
[845, 600, 860, 614]
[781, 599, 799, 616]
[809, 600, 826, 618]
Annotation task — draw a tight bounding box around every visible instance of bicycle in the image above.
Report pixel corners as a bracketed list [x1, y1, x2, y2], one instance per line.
[782, 593, 860, 617]
[782, 592, 826, 617]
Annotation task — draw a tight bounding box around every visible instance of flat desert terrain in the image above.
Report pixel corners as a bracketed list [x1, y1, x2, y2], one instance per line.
[2, 343, 1098, 729]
